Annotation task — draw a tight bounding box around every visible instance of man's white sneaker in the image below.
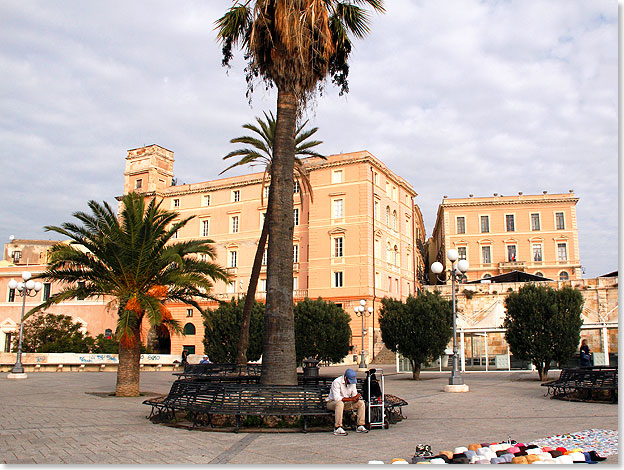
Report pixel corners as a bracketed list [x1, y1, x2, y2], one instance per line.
[356, 425, 369, 433]
[333, 427, 348, 436]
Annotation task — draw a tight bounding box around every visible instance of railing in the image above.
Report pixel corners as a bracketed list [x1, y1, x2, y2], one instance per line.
[499, 260, 526, 270]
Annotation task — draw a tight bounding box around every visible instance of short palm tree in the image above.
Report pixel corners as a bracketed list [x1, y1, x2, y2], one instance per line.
[217, 0, 384, 385]
[221, 111, 323, 366]
[28, 192, 228, 396]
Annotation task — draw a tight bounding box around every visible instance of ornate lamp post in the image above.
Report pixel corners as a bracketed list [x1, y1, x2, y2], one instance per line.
[7, 271, 42, 379]
[353, 299, 373, 370]
[431, 249, 469, 392]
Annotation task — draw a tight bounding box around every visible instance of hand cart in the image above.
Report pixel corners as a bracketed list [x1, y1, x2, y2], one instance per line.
[366, 368, 389, 429]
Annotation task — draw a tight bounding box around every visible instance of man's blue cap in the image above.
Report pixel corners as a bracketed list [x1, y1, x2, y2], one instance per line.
[345, 368, 357, 384]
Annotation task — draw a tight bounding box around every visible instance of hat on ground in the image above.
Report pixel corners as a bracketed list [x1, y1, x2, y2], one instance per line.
[506, 447, 520, 454]
[454, 447, 468, 454]
[468, 444, 482, 451]
[541, 447, 553, 452]
[554, 455, 573, 465]
[489, 457, 504, 464]
[439, 451, 453, 459]
[555, 447, 568, 453]
[547, 450, 563, 459]
[526, 444, 539, 450]
[587, 451, 607, 462]
[391, 458, 409, 464]
[525, 455, 540, 464]
[344, 368, 357, 384]
[432, 454, 450, 463]
[569, 452, 586, 462]
[500, 454, 514, 463]
[511, 456, 528, 464]
[452, 457, 469, 464]
[464, 450, 477, 459]
[428, 458, 446, 464]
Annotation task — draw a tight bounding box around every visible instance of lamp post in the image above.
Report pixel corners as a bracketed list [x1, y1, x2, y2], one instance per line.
[431, 249, 469, 391]
[7, 271, 42, 379]
[353, 299, 373, 370]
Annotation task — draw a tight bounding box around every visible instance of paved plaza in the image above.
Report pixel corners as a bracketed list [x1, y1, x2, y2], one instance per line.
[0, 366, 618, 465]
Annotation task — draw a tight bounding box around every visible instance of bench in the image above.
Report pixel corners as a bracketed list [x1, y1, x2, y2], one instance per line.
[542, 367, 617, 403]
[174, 363, 262, 378]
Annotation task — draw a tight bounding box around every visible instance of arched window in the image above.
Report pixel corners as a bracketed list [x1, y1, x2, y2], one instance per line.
[386, 206, 391, 226]
[482, 273, 492, 279]
[534, 272, 544, 278]
[559, 271, 569, 281]
[392, 211, 397, 230]
[394, 245, 399, 266]
[386, 243, 392, 263]
[183, 323, 196, 336]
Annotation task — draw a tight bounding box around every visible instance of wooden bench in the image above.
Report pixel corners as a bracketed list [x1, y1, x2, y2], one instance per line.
[542, 367, 617, 403]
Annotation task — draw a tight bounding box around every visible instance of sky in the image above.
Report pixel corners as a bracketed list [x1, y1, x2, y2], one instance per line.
[0, 0, 618, 278]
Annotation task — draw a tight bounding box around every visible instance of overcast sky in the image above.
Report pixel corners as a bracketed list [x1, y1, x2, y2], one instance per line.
[1, 0, 618, 278]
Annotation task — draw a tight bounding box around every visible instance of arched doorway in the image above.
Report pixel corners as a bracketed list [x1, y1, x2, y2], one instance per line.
[147, 324, 171, 354]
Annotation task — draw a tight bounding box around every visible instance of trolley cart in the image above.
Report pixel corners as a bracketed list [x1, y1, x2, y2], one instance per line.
[366, 368, 388, 429]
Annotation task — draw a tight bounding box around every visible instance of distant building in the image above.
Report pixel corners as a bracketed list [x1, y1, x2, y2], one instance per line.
[429, 191, 581, 283]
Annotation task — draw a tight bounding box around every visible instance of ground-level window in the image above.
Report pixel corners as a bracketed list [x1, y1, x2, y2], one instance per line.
[183, 323, 196, 335]
[559, 271, 569, 281]
[182, 345, 195, 355]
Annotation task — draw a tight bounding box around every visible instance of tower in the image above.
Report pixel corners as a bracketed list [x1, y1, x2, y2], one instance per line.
[123, 144, 174, 195]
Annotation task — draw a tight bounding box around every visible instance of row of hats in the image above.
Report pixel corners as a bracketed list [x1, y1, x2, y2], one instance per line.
[410, 442, 607, 465]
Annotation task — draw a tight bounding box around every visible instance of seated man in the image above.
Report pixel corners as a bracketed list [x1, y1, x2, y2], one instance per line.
[199, 355, 212, 364]
[326, 368, 368, 435]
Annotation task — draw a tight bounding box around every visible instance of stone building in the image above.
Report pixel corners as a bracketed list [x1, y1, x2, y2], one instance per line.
[430, 192, 581, 283]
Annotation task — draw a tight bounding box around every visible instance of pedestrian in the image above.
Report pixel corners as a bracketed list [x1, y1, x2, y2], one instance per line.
[199, 355, 212, 364]
[181, 350, 189, 367]
[326, 368, 368, 436]
[579, 339, 592, 367]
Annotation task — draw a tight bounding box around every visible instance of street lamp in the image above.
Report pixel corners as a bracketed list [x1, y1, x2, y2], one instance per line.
[7, 271, 42, 379]
[431, 249, 469, 392]
[353, 299, 373, 370]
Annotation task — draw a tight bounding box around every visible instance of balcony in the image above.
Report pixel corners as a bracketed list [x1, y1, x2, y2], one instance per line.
[226, 267, 238, 275]
[498, 260, 526, 272]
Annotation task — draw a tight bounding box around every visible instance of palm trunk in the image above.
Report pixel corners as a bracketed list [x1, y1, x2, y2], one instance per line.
[261, 88, 298, 385]
[236, 212, 269, 366]
[115, 322, 142, 396]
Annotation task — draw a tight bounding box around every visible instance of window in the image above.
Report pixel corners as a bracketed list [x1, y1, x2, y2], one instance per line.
[480, 215, 490, 233]
[173, 199, 180, 208]
[373, 171, 379, 185]
[482, 273, 492, 279]
[228, 250, 238, 268]
[394, 245, 399, 266]
[374, 201, 379, 220]
[263, 186, 270, 200]
[182, 345, 196, 355]
[533, 245, 543, 262]
[293, 244, 299, 263]
[374, 239, 380, 259]
[183, 323, 196, 335]
[293, 181, 300, 193]
[507, 245, 517, 262]
[386, 182, 390, 196]
[557, 243, 568, 261]
[4, 332, 12, 352]
[506, 214, 515, 232]
[559, 271, 569, 281]
[232, 190, 240, 202]
[375, 272, 380, 288]
[77, 281, 86, 300]
[293, 208, 299, 226]
[395, 278, 399, 293]
[333, 199, 344, 219]
[405, 218, 410, 236]
[457, 247, 467, 260]
[333, 271, 344, 288]
[200, 254, 208, 262]
[260, 279, 267, 292]
[8, 288, 15, 303]
[388, 276, 392, 292]
[332, 170, 343, 184]
[392, 211, 397, 230]
[227, 281, 236, 293]
[293, 277, 298, 291]
[43, 283, 51, 301]
[386, 243, 392, 263]
[203, 195, 210, 206]
[135, 179, 142, 189]
[334, 237, 343, 258]
[262, 248, 267, 266]
[534, 272, 544, 277]
[186, 308, 193, 318]
[531, 213, 541, 231]
[231, 216, 239, 233]
[456, 217, 466, 234]
[385, 206, 390, 226]
[556, 212, 565, 230]
[482, 246, 491, 264]
[12, 251, 21, 264]
[201, 219, 209, 237]
[392, 186, 397, 201]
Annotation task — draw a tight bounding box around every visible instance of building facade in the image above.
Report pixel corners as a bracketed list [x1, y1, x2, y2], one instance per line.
[429, 191, 581, 283]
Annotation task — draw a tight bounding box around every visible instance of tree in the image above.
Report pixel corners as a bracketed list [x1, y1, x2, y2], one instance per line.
[29, 193, 228, 396]
[18, 313, 93, 353]
[379, 292, 453, 379]
[221, 111, 323, 366]
[217, 0, 384, 385]
[293, 298, 351, 365]
[203, 297, 264, 363]
[504, 284, 584, 381]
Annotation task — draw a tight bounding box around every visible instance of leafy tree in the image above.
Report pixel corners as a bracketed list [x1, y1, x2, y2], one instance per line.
[18, 313, 93, 353]
[217, 0, 384, 385]
[221, 111, 323, 366]
[203, 297, 264, 363]
[90, 334, 120, 354]
[379, 292, 453, 379]
[294, 298, 351, 365]
[29, 192, 228, 396]
[504, 284, 584, 381]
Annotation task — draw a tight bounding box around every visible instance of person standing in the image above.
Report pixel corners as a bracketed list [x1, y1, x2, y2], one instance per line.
[326, 368, 368, 436]
[579, 339, 592, 367]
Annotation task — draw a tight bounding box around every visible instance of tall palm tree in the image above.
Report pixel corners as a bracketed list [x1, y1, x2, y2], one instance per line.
[221, 111, 323, 366]
[216, 0, 384, 384]
[27, 193, 228, 396]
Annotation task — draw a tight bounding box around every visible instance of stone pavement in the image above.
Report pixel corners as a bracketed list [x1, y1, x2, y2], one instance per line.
[0, 366, 618, 465]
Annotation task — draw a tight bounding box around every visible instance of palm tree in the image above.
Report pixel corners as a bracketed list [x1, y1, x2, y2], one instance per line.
[221, 111, 323, 366]
[27, 192, 228, 396]
[216, 0, 384, 384]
